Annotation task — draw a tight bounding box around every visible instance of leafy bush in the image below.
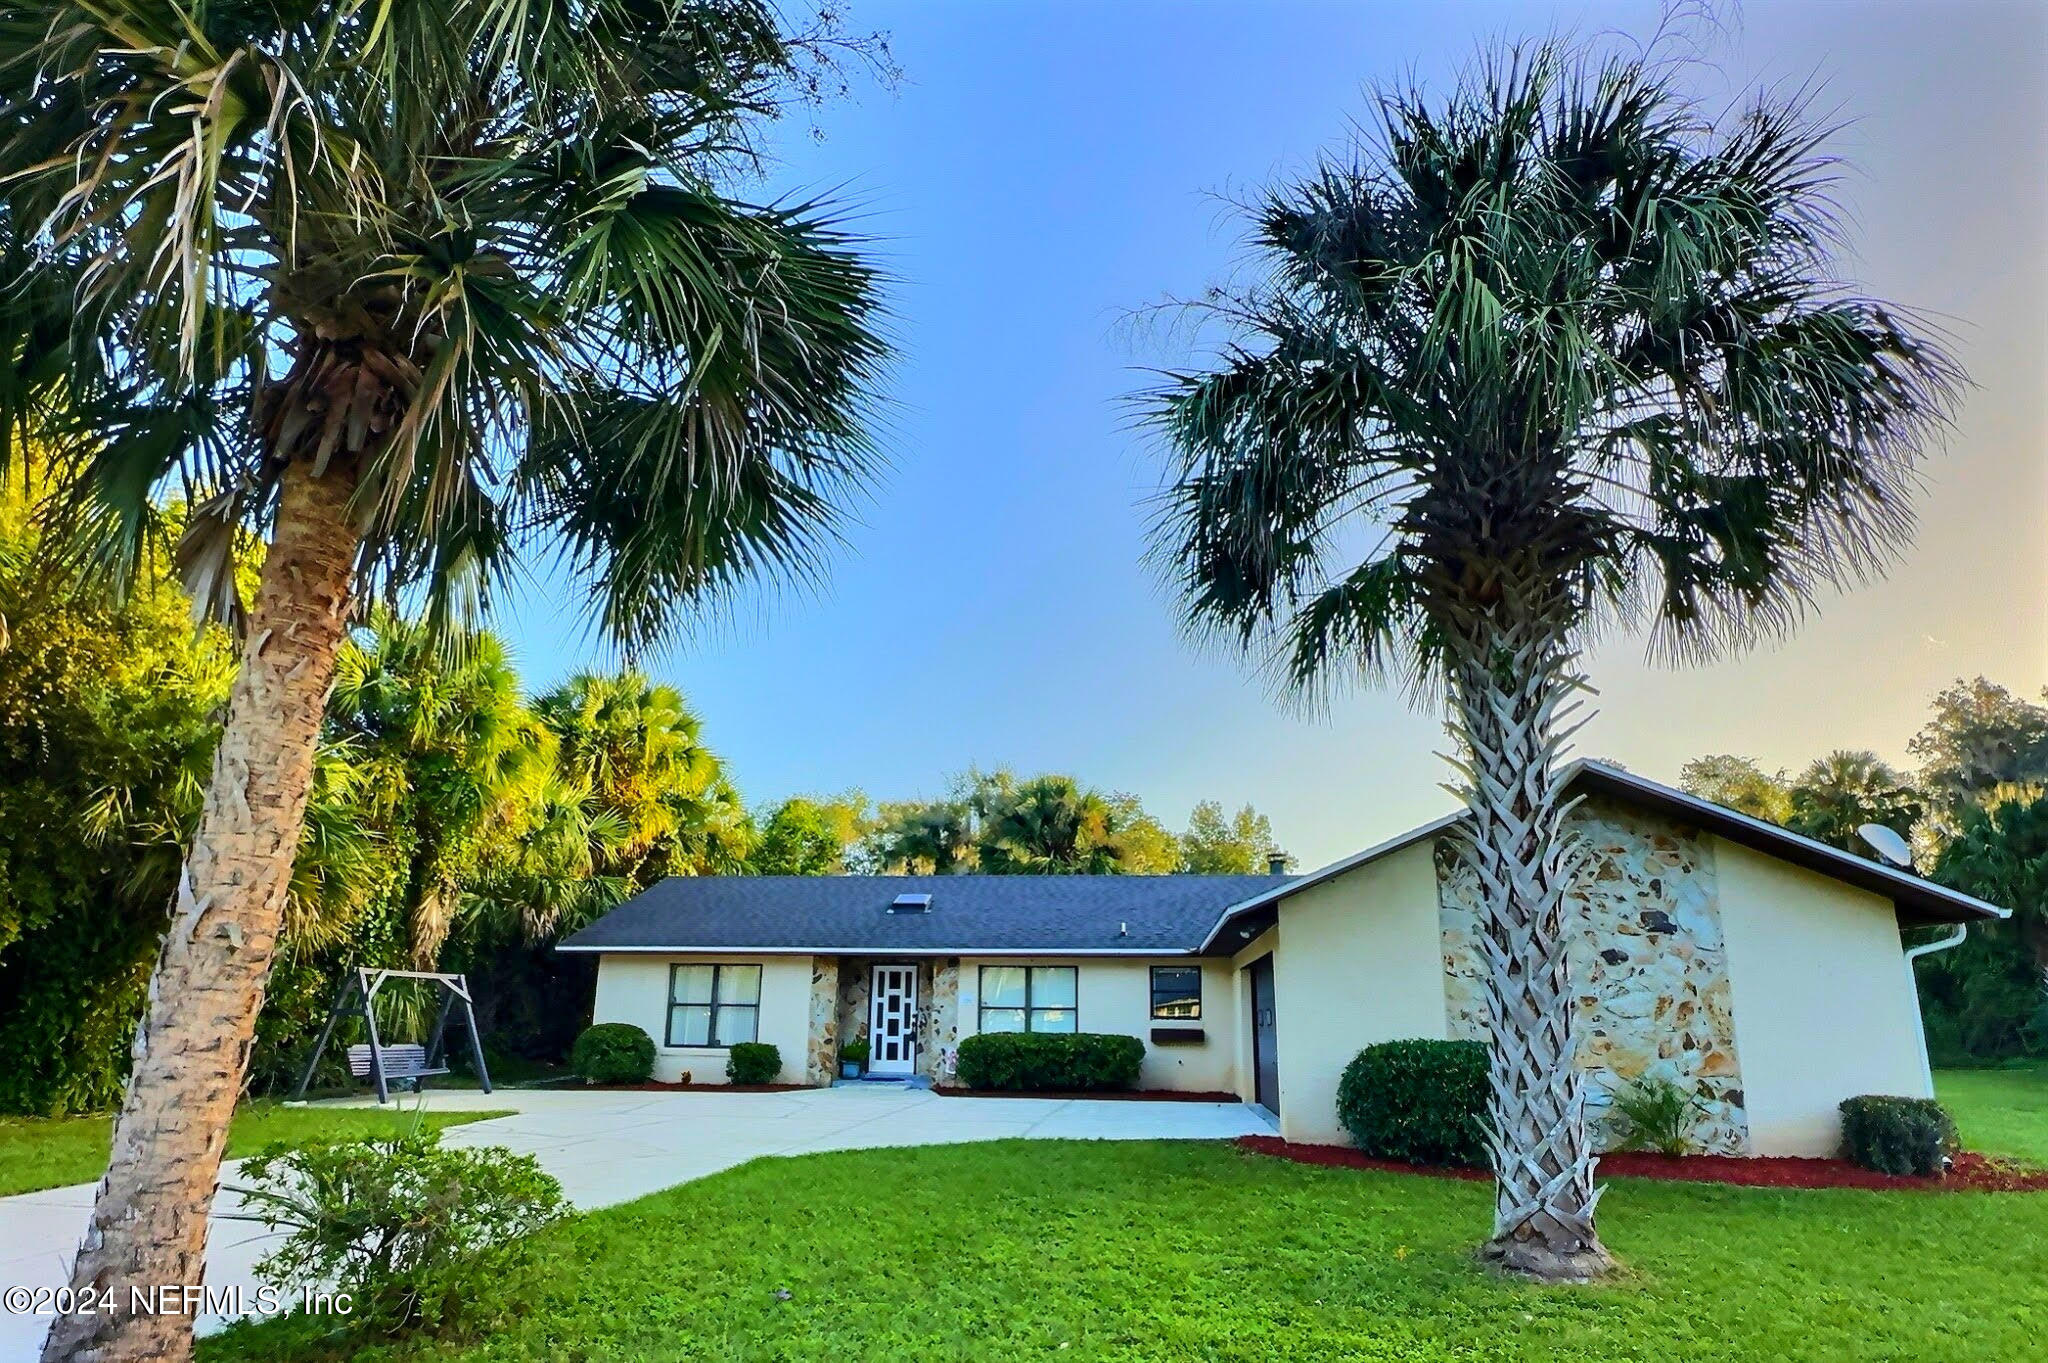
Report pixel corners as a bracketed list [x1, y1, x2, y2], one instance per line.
[1336, 1039, 1490, 1168]
[569, 1023, 654, 1085]
[954, 1032, 1144, 1091]
[840, 1037, 870, 1064]
[725, 1041, 782, 1085]
[1609, 1076, 1702, 1156]
[233, 1124, 566, 1335]
[1839, 1095, 1958, 1177]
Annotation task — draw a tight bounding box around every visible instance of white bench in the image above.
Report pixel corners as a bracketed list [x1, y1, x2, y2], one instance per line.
[345, 1043, 448, 1084]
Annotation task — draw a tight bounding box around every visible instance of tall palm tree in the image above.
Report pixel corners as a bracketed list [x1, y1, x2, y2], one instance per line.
[327, 612, 550, 967]
[536, 670, 733, 883]
[1141, 43, 1956, 1279]
[0, 3, 885, 1356]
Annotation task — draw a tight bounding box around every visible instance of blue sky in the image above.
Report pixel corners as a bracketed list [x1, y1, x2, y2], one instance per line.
[497, 1, 2047, 867]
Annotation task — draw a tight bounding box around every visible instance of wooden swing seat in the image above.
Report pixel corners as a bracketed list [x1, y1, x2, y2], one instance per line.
[345, 1043, 448, 1082]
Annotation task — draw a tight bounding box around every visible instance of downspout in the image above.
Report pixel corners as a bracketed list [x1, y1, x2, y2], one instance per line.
[1903, 924, 1969, 1097]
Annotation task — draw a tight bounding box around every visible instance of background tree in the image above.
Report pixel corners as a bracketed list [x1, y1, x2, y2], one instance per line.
[1, 3, 888, 1355]
[748, 793, 872, 875]
[0, 466, 233, 1115]
[1677, 755, 1793, 824]
[977, 775, 1110, 874]
[1180, 800, 1294, 874]
[1918, 792, 2048, 1060]
[1142, 43, 1956, 1278]
[1909, 678, 2048, 818]
[1784, 750, 1924, 856]
[868, 797, 979, 873]
[327, 615, 552, 968]
[536, 672, 751, 885]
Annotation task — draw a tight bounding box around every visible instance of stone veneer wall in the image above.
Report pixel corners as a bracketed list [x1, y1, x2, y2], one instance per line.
[833, 958, 960, 1080]
[805, 957, 840, 1086]
[835, 959, 873, 1070]
[918, 960, 960, 1080]
[1437, 796, 1749, 1154]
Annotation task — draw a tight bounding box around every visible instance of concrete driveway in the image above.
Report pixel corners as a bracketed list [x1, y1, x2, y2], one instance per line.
[0, 1085, 1270, 1360]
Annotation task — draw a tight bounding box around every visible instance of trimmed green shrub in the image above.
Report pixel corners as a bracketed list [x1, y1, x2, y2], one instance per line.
[234, 1125, 566, 1336]
[569, 1023, 654, 1085]
[725, 1041, 782, 1085]
[1336, 1038, 1490, 1168]
[1839, 1095, 1958, 1177]
[954, 1032, 1144, 1092]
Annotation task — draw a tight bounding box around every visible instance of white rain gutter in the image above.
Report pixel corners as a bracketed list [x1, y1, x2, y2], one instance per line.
[1903, 924, 1970, 1097]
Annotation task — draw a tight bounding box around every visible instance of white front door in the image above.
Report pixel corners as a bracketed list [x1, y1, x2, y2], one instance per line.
[868, 964, 918, 1076]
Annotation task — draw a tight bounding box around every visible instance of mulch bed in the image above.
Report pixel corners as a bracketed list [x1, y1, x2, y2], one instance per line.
[935, 1087, 1243, 1103]
[1236, 1135, 2048, 1193]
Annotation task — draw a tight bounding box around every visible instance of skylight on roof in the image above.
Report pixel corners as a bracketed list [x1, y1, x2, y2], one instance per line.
[888, 893, 933, 913]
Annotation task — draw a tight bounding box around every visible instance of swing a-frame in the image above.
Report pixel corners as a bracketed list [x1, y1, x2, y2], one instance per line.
[290, 967, 493, 1104]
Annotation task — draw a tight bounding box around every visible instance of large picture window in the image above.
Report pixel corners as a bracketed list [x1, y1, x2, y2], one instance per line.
[978, 966, 1078, 1034]
[666, 963, 761, 1048]
[1150, 965, 1202, 1020]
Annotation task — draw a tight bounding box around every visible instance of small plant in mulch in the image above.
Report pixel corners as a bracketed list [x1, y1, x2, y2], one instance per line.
[1609, 1077, 1704, 1157]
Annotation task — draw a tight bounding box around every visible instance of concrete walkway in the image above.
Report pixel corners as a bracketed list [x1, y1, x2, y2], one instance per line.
[0, 1086, 1270, 1360]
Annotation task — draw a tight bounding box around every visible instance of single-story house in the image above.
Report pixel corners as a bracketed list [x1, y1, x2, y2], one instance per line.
[557, 761, 2007, 1157]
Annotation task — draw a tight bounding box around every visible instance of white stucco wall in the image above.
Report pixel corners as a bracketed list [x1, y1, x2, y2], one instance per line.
[590, 953, 814, 1084]
[955, 956, 1242, 1092]
[1712, 837, 1928, 1156]
[1268, 841, 1449, 1145]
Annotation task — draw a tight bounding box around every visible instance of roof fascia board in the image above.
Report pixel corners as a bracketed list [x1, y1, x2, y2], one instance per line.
[1197, 811, 1464, 952]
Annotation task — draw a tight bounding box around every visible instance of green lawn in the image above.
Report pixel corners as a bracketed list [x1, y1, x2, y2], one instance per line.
[208, 1136, 2048, 1363]
[0, 1102, 513, 1197]
[1937, 1062, 2048, 1165]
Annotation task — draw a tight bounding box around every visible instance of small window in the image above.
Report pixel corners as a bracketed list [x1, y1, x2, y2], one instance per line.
[1150, 965, 1202, 1020]
[667, 963, 762, 1048]
[978, 965, 1078, 1034]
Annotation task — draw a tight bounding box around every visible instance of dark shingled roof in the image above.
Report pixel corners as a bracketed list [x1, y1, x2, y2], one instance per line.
[556, 873, 1293, 955]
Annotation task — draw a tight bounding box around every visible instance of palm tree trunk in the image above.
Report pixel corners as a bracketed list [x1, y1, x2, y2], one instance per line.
[1443, 585, 1615, 1283]
[44, 458, 359, 1363]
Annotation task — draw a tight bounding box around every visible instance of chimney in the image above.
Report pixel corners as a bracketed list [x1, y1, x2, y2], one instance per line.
[1267, 853, 1289, 875]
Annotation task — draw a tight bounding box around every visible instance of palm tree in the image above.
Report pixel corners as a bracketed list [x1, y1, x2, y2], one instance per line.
[1, 3, 885, 1356]
[870, 797, 980, 873]
[327, 613, 551, 967]
[979, 774, 1118, 874]
[1786, 750, 1924, 855]
[1141, 43, 1956, 1279]
[536, 671, 737, 884]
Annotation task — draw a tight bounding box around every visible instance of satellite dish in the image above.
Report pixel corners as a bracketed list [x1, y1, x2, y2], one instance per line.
[1858, 823, 1914, 871]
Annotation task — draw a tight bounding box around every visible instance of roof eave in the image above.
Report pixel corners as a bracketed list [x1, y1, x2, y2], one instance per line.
[1564, 761, 2009, 927]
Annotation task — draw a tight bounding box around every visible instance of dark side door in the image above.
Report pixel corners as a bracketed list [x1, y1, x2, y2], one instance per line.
[1249, 954, 1279, 1117]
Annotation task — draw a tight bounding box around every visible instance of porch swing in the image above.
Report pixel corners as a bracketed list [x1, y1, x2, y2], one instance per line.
[289, 967, 493, 1104]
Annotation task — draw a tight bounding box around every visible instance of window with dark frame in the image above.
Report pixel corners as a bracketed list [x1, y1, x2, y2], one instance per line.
[977, 965, 1078, 1033]
[1150, 965, 1202, 1020]
[666, 963, 762, 1048]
